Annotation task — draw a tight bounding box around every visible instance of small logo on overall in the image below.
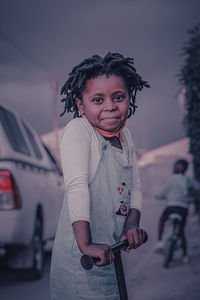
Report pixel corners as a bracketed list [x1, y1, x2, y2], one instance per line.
[116, 182, 130, 216]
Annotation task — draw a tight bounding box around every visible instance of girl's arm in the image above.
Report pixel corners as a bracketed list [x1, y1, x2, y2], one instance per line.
[126, 128, 143, 213]
[120, 208, 147, 251]
[61, 121, 115, 266]
[121, 129, 146, 250]
[72, 220, 115, 266]
[60, 120, 91, 224]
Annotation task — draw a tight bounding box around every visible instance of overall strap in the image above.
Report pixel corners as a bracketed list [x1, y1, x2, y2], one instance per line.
[93, 128, 133, 168]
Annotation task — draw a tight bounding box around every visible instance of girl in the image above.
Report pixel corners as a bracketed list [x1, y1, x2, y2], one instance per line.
[50, 52, 149, 300]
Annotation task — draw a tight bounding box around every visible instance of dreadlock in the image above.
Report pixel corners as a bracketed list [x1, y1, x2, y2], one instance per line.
[60, 52, 150, 118]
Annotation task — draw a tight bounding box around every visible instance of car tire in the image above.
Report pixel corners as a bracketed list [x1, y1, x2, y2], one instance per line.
[30, 217, 44, 279]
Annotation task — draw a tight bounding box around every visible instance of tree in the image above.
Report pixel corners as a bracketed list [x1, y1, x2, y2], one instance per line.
[179, 23, 200, 181]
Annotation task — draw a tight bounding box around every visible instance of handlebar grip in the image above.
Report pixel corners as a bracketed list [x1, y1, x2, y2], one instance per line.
[80, 255, 100, 270]
[80, 239, 129, 270]
[80, 232, 148, 270]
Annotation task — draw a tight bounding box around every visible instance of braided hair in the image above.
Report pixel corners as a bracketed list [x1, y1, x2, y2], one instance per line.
[60, 52, 149, 118]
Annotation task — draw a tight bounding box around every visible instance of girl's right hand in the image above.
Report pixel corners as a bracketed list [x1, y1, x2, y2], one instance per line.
[72, 220, 115, 266]
[83, 243, 115, 266]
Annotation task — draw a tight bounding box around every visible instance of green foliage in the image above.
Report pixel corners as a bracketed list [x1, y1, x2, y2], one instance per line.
[179, 23, 200, 181]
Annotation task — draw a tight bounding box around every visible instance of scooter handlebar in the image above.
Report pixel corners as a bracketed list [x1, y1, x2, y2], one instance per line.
[80, 233, 148, 270]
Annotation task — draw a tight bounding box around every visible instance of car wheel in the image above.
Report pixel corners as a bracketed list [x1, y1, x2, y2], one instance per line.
[31, 217, 44, 279]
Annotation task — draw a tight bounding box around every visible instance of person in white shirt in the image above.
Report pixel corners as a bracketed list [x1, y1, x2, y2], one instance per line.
[155, 159, 198, 262]
[50, 52, 149, 300]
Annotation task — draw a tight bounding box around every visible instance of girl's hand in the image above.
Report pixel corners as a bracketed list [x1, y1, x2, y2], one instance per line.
[120, 225, 147, 252]
[83, 243, 115, 266]
[120, 208, 147, 252]
[72, 221, 115, 266]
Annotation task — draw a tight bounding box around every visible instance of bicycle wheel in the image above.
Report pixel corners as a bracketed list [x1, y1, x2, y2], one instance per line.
[163, 238, 176, 268]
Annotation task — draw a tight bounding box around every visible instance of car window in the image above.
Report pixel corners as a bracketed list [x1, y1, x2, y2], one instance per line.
[0, 107, 31, 156]
[23, 121, 43, 160]
[42, 143, 62, 175]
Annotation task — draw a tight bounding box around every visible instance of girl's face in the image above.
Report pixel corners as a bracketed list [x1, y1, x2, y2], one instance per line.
[76, 74, 130, 132]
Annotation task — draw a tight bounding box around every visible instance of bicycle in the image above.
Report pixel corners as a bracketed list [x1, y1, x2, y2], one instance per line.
[163, 213, 183, 268]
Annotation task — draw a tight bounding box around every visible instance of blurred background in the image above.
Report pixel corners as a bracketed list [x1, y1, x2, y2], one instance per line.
[1, 0, 199, 151]
[0, 1, 200, 299]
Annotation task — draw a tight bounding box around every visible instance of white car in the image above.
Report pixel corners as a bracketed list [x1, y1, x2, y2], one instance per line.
[0, 104, 64, 279]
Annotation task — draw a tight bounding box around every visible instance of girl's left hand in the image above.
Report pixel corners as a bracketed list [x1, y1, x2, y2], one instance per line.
[120, 225, 147, 252]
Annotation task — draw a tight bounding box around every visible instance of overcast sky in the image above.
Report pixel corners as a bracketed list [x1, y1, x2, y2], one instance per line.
[0, 0, 200, 150]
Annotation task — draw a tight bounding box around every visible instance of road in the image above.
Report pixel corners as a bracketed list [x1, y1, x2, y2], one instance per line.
[123, 162, 200, 300]
[0, 253, 51, 300]
[0, 162, 200, 300]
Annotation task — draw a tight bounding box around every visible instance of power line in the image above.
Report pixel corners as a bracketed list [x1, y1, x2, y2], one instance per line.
[0, 30, 50, 74]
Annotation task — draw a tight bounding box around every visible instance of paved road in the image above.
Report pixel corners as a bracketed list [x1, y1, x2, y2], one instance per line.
[123, 163, 200, 300]
[0, 254, 51, 300]
[0, 162, 200, 300]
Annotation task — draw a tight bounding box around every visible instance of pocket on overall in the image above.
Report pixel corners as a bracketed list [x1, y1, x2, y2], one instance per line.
[85, 263, 118, 296]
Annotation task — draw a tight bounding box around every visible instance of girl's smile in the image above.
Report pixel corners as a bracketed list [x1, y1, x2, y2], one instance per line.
[76, 74, 130, 132]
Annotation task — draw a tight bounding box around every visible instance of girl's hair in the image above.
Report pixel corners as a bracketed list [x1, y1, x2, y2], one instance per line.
[60, 52, 149, 118]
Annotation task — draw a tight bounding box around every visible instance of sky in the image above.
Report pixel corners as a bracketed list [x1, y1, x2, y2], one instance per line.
[0, 0, 200, 151]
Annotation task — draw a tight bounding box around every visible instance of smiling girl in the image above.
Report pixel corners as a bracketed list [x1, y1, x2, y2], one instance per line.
[50, 52, 149, 300]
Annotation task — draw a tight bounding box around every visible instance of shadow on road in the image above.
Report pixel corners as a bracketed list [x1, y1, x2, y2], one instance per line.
[0, 252, 51, 285]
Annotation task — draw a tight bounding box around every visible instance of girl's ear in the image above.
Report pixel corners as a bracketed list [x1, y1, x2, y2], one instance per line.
[76, 98, 85, 115]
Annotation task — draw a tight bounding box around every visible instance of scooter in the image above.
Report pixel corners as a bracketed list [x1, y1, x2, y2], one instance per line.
[81, 235, 148, 300]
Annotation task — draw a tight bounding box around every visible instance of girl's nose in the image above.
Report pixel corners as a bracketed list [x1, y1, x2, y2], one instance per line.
[104, 99, 117, 111]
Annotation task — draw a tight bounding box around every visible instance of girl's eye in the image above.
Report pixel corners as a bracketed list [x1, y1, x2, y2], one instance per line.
[92, 97, 103, 103]
[114, 94, 125, 101]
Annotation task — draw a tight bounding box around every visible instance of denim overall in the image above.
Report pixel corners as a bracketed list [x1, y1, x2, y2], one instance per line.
[50, 129, 134, 300]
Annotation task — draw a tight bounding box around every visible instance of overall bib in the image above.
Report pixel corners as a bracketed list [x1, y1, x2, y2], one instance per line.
[50, 129, 134, 300]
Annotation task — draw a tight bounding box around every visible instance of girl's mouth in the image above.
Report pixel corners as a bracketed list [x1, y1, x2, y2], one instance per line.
[100, 115, 121, 121]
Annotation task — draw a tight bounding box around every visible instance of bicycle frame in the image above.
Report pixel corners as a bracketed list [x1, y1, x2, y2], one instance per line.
[171, 218, 180, 241]
[164, 214, 183, 268]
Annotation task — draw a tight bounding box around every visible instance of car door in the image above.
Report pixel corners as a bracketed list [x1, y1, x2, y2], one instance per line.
[21, 120, 58, 239]
[42, 144, 64, 235]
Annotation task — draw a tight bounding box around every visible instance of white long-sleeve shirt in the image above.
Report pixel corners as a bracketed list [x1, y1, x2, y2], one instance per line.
[156, 173, 194, 208]
[60, 118, 143, 224]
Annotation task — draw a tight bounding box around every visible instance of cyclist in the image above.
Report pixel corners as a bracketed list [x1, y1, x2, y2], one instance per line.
[154, 159, 199, 263]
